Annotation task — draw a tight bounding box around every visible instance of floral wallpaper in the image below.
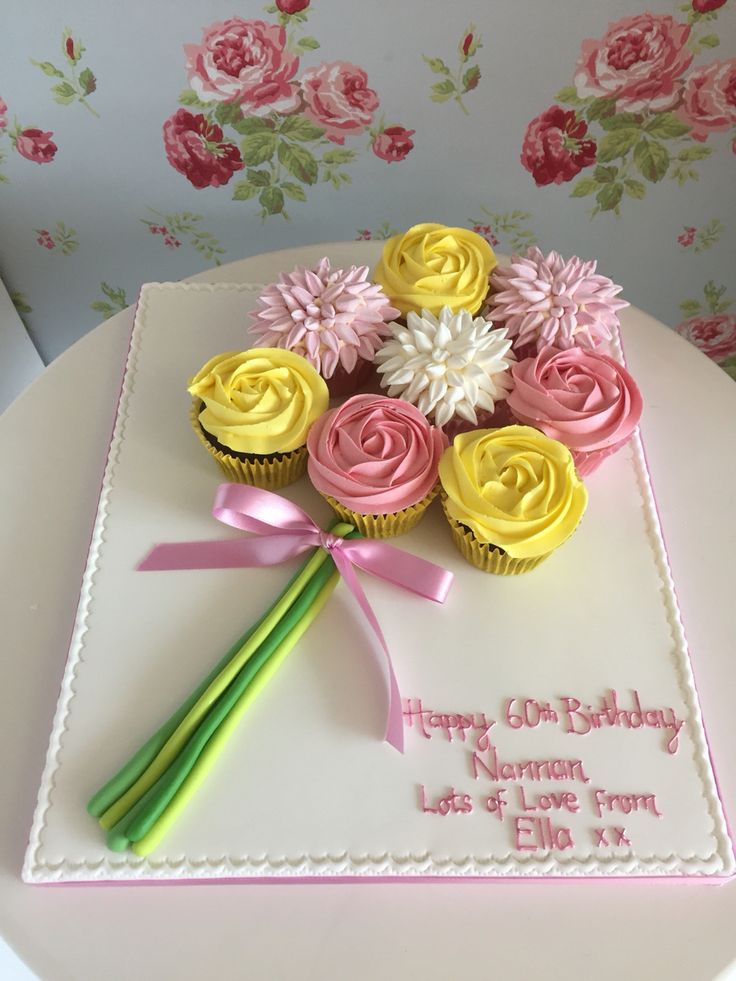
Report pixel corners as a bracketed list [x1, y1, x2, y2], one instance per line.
[0, 0, 734, 379]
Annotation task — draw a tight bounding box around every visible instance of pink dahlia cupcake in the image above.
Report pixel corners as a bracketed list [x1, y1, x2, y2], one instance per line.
[507, 346, 643, 475]
[249, 258, 399, 397]
[307, 394, 448, 538]
[488, 247, 629, 357]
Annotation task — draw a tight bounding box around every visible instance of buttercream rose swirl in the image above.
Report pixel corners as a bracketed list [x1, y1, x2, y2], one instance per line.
[307, 394, 447, 513]
[508, 347, 643, 459]
[374, 223, 496, 317]
[439, 426, 587, 559]
[188, 348, 328, 455]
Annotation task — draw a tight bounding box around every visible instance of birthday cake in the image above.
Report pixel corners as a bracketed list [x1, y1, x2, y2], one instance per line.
[22, 228, 735, 883]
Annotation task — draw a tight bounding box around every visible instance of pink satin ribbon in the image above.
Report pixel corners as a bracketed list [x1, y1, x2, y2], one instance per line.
[137, 484, 454, 752]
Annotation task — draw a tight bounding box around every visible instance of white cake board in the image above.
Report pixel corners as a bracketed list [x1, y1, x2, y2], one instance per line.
[23, 283, 735, 883]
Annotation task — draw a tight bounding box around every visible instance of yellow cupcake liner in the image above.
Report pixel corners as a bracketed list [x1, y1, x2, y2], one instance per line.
[440, 494, 551, 575]
[190, 401, 308, 490]
[322, 483, 440, 539]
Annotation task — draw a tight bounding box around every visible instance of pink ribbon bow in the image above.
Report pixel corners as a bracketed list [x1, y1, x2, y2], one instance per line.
[137, 484, 454, 752]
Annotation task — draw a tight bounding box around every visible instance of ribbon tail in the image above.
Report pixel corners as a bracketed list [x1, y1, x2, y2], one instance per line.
[338, 539, 453, 604]
[331, 550, 404, 753]
[137, 532, 320, 571]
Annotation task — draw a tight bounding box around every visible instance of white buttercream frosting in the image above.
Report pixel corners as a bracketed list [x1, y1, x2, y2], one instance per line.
[375, 306, 515, 428]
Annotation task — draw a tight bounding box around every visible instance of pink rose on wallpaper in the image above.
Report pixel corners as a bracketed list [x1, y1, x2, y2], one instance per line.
[0, 99, 7, 131]
[276, 0, 310, 11]
[36, 229, 55, 250]
[678, 226, 697, 247]
[574, 13, 692, 112]
[372, 125, 415, 163]
[15, 128, 57, 164]
[185, 18, 300, 115]
[163, 109, 243, 189]
[521, 106, 596, 186]
[677, 313, 736, 362]
[676, 59, 736, 142]
[301, 61, 379, 143]
[692, 0, 727, 11]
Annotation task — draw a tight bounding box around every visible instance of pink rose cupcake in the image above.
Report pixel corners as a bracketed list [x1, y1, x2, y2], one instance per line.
[507, 346, 643, 475]
[307, 394, 448, 538]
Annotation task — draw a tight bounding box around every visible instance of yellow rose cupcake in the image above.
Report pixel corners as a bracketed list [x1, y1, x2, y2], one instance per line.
[188, 348, 329, 489]
[439, 425, 588, 575]
[373, 222, 497, 318]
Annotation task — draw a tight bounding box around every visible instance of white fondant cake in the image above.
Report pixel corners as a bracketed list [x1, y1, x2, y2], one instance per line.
[23, 282, 735, 883]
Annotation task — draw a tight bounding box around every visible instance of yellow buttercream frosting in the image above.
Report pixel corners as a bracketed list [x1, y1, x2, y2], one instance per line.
[439, 426, 588, 559]
[373, 223, 497, 317]
[188, 348, 329, 455]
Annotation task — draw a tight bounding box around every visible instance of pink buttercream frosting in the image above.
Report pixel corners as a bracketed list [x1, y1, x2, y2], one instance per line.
[307, 394, 448, 514]
[508, 346, 642, 473]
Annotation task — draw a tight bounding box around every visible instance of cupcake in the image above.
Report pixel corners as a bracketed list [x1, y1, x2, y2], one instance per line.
[373, 223, 496, 318]
[307, 394, 448, 538]
[375, 304, 515, 436]
[507, 346, 643, 475]
[439, 425, 588, 575]
[488, 247, 629, 357]
[249, 258, 399, 397]
[188, 348, 328, 489]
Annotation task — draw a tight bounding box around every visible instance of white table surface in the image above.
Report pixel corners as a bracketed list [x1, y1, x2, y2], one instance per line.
[2, 242, 735, 981]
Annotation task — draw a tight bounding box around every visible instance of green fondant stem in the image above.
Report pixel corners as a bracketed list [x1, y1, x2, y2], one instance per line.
[88, 519, 353, 831]
[123, 555, 339, 842]
[132, 568, 342, 857]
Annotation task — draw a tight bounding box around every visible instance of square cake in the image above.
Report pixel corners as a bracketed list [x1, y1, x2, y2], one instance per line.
[22, 281, 735, 883]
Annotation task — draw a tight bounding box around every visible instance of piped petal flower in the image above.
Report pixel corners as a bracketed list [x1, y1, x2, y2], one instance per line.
[250, 259, 400, 379]
[375, 306, 515, 429]
[488, 247, 628, 353]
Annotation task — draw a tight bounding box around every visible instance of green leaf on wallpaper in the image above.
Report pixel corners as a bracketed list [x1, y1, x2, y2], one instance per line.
[431, 79, 456, 102]
[232, 116, 274, 136]
[623, 178, 646, 199]
[644, 113, 690, 139]
[596, 183, 623, 211]
[100, 282, 126, 305]
[462, 66, 481, 91]
[596, 129, 639, 162]
[232, 180, 258, 201]
[78, 67, 96, 95]
[677, 144, 712, 161]
[214, 103, 243, 126]
[570, 177, 598, 197]
[321, 148, 357, 164]
[52, 81, 76, 105]
[586, 97, 617, 121]
[679, 298, 702, 318]
[281, 181, 307, 201]
[242, 131, 278, 166]
[278, 141, 318, 184]
[703, 280, 731, 314]
[699, 33, 719, 48]
[34, 60, 64, 78]
[593, 165, 618, 183]
[10, 290, 32, 314]
[423, 56, 450, 75]
[179, 89, 208, 108]
[720, 357, 736, 382]
[296, 35, 320, 51]
[259, 186, 285, 215]
[246, 168, 271, 186]
[555, 86, 584, 105]
[599, 112, 639, 131]
[634, 139, 669, 182]
[279, 116, 325, 141]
